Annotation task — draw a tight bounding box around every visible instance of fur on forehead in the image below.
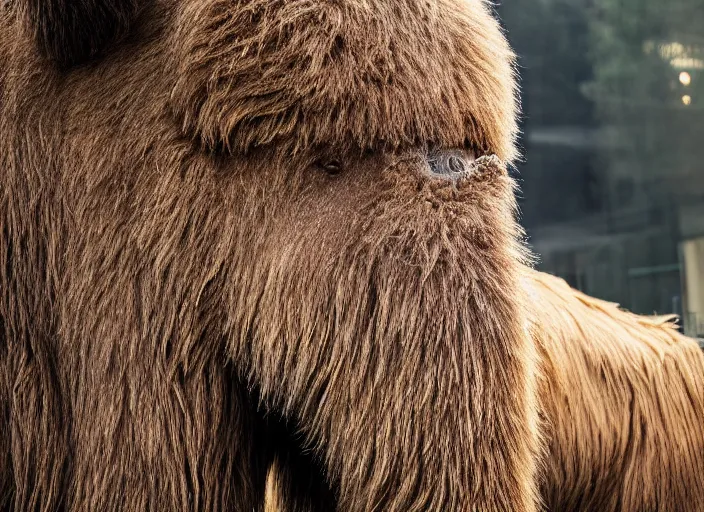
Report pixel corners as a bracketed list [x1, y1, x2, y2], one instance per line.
[169, 0, 519, 161]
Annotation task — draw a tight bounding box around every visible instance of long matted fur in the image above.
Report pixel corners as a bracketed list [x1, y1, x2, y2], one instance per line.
[0, 1, 540, 510]
[263, 268, 704, 511]
[169, 0, 519, 160]
[525, 269, 704, 512]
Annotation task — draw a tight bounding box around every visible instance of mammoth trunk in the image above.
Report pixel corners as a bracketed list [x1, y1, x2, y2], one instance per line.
[233, 160, 541, 511]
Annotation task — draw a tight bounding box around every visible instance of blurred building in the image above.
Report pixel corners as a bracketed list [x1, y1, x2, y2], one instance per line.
[498, 0, 704, 337]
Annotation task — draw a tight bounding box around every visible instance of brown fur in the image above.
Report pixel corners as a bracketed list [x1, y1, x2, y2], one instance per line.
[264, 268, 704, 512]
[1, 1, 541, 511]
[169, 0, 519, 160]
[526, 269, 704, 512]
[18, 0, 142, 66]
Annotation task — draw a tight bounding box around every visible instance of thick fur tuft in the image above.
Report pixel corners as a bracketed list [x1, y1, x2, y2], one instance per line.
[170, 0, 519, 160]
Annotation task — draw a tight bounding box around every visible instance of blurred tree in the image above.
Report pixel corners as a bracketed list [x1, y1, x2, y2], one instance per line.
[583, 0, 704, 207]
[497, 0, 704, 316]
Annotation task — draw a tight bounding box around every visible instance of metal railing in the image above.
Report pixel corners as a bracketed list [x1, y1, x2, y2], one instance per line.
[683, 311, 704, 339]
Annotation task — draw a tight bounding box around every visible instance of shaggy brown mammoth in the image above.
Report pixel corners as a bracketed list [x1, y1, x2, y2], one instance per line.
[0, 0, 543, 510]
[265, 269, 704, 511]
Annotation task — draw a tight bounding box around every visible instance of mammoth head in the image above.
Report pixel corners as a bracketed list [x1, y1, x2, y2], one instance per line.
[3, 0, 540, 509]
[6, 0, 530, 402]
[6, 0, 527, 290]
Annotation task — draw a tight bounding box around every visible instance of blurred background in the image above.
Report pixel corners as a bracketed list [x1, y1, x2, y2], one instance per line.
[496, 0, 704, 339]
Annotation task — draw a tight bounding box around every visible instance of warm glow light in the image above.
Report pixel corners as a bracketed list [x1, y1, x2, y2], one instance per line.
[682, 95, 692, 106]
[680, 71, 692, 86]
[660, 42, 686, 59]
[671, 57, 704, 70]
[653, 41, 704, 69]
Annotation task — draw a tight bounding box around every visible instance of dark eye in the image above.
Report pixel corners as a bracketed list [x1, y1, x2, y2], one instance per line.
[317, 159, 343, 176]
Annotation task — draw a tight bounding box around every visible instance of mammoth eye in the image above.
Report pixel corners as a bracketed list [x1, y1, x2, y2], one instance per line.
[317, 159, 343, 176]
